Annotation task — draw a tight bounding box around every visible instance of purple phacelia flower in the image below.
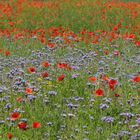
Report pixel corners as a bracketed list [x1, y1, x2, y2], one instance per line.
[102, 98, 112, 104]
[28, 95, 36, 102]
[48, 91, 57, 96]
[0, 120, 5, 124]
[117, 131, 131, 139]
[136, 118, 140, 125]
[72, 74, 80, 79]
[120, 112, 134, 119]
[100, 103, 109, 111]
[130, 125, 139, 130]
[71, 66, 80, 70]
[5, 103, 12, 109]
[101, 116, 115, 123]
[131, 134, 140, 140]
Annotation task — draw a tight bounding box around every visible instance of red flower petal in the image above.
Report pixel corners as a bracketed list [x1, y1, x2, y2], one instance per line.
[89, 77, 97, 83]
[33, 122, 41, 129]
[95, 88, 104, 96]
[5, 50, 11, 57]
[28, 67, 36, 73]
[115, 93, 120, 97]
[43, 61, 51, 68]
[58, 74, 65, 81]
[133, 76, 140, 83]
[42, 72, 49, 78]
[109, 79, 117, 91]
[11, 112, 21, 121]
[26, 88, 33, 94]
[8, 133, 13, 139]
[18, 122, 28, 130]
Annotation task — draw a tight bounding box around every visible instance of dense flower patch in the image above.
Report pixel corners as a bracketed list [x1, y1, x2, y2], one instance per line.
[0, 35, 139, 139]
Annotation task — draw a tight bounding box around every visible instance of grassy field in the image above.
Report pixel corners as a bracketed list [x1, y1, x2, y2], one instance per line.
[0, 0, 140, 140]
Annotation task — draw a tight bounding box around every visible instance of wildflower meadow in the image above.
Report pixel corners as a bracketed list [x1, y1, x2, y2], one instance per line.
[0, 0, 140, 140]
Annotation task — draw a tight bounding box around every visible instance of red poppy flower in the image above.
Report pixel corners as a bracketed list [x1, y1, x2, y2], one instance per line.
[129, 33, 135, 39]
[48, 42, 55, 48]
[115, 93, 120, 97]
[17, 97, 24, 102]
[57, 63, 68, 68]
[11, 112, 21, 121]
[26, 88, 33, 94]
[0, 49, 3, 53]
[33, 122, 41, 129]
[113, 26, 118, 31]
[57, 63, 72, 71]
[42, 72, 49, 78]
[109, 79, 117, 91]
[104, 50, 109, 55]
[135, 41, 140, 48]
[5, 50, 11, 57]
[95, 88, 104, 96]
[133, 76, 140, 83]
[103, 76, 110, 81]
[58, 74, 65, 81]
[8, 133, 13, 139]
[40, 37, 46, 45]
[28, 67, 36, 73]
[89, 77, 97, 83]
[18, 122, 28, 130]
[42, 61, 51, 68]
